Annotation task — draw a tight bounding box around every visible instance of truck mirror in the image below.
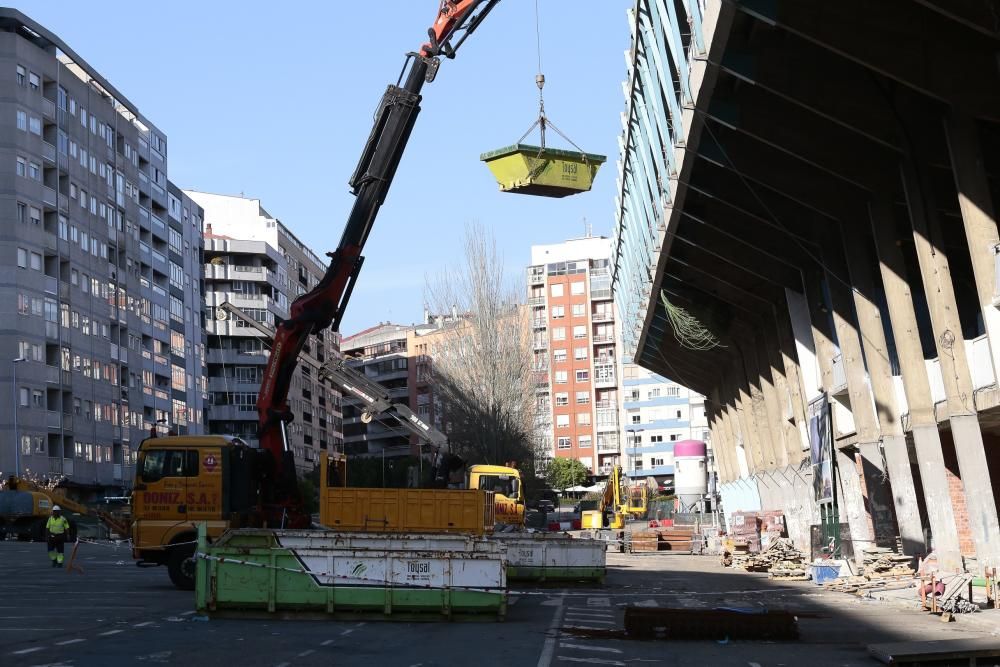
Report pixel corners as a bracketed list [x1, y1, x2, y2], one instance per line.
[511, 478, 520, 499]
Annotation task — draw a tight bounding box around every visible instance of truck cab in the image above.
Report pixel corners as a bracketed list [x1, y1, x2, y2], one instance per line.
[132, 434, 259, 589]
[467, 465, 524, 528]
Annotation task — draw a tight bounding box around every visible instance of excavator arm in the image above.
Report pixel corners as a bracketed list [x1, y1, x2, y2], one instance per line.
[252, 1, 500, 525]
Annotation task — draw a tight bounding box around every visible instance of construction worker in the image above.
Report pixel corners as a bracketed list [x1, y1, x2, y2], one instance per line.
[46, 505, 71, 567]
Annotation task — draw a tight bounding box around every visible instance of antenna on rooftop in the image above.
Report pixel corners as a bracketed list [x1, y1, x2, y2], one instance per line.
[584, 217, 592, 238]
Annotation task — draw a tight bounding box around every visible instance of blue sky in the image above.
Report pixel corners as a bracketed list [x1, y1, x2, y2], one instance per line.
[16, 1, 632, 334]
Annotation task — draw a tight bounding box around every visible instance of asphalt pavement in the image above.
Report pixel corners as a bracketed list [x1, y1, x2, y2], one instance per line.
[1, 539, 998, 666]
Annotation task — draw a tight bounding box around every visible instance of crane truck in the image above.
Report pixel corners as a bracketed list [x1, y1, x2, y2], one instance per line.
[132, 1, 512, 590]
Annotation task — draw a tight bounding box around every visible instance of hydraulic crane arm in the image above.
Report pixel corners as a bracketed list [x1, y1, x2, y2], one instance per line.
[323, 359, 449, 450]
[251, 1, 500, 522]
[220, 302, 449, 450]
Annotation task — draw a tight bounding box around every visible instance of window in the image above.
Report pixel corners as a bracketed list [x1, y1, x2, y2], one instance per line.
[670, 434, 678, 441]
[570, 281, 585, 296]
[16, 156, 25, 177]
[578, 436, 592, 449]
[555, 392, 569, 406]
[16, 247, 26, 268]
[28, 116, 40, 135]
[555, 370, 568, 384]
[28, 72, 39, 91]
[631, 414, 641, 424]
[551, 305, 564, 319]
[577, 413, 591, 426]
[16, 65, 24, 86]
[576, 391, 590, 404]
[572, 325, 587, 339]
[556, 415, 570, 428]
[572, 303, 585, 317]
[550, 284, 564, 298]
[553, 348, 567, 363]
[650, 435, 663, 443]
[15, 109, 25, 131]
[557, 437, 572, 450]
[552, 327, 566, 341]
[31, 389, 43, 407]
[140, 449, 199, 482]
[676, 410, 682, 419]
[574, 347, 588, 360]
[18, 387, 28, 407]
[27, 161, 39, 180]
[29, 251, 41, 271]
[576, 370, 589, 383]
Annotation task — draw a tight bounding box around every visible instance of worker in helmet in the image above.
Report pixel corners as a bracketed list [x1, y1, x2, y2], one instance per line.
[46, 505, 71, 567]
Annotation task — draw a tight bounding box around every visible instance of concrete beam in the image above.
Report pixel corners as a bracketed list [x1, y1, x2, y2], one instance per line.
[718, 41, 904, 151]
[943, 112, 1000, 387]
[840, 218, 926, 554]
[869, 196, 963, 569]
[902, 158, 1000, 570]
[729, 0, 1000, 119]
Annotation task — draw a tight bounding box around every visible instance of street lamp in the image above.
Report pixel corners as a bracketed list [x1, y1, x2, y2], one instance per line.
[12, 357, 25, 477]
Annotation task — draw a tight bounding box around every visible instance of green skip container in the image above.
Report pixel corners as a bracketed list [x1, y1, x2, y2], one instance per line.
[194, 525, 507, 621]
[481, 143, 606, 198]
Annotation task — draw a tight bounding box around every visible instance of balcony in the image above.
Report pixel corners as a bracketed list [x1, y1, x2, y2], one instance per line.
[590, 287, 612, 300]
[527, 268, 545, 286]
[532, 339, 548, 351]
[592, 334, 614, 344]
[63, 458, 74, 476]
[527, 296, 545, 306]
[597, 441, 620, 453]
[47, 457, 63, 473]
[594, 364, 616, 388]
[596, 408, 619, 431]
[591, 310, 614, 323]
[42, 142, 56, 164]
[531, 318, 547, 329]
[46, 410, 61, 429]
[42, 185, 57, 207]
[41, 97, 55, 120]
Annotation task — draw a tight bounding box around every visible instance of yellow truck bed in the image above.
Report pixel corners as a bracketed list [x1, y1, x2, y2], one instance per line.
[319, 454, 495, 535]
[320, 487, 495, 535]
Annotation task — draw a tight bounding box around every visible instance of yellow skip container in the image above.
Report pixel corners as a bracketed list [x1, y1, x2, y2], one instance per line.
[481, 143, 606, 198]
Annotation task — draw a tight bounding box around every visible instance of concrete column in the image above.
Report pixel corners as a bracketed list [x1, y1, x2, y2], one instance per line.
[870, 197, 962, 568]
[748, 334, 785, 469]
[775, 299, 811, 465]
[726, 371, 753, 477]
[758, 333, 791, 468]
[903, 160, 1000, 570]
[841, 221, 925, 554]
[803, 272, 839, 400]
[944, 112, 1000, 386]
[733, 364, 765, 473]
[739, 339, 779, 470]
[836, 447, 876, 561]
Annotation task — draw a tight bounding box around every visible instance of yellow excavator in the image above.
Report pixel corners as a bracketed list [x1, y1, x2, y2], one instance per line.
[581, 465, 648, 529]
[0, 476, 130, 541]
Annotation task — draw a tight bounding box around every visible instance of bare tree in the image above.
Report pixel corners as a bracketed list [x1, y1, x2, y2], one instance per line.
[424, 223, 541, 467]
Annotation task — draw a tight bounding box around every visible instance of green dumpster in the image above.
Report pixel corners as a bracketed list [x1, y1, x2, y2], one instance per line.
[481, 144, 606, 198]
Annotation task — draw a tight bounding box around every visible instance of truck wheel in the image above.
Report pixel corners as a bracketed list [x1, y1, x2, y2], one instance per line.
[167, 542, 197, 591]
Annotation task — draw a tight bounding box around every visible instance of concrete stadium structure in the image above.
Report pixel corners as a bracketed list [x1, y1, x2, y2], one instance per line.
[611, 0, 1000, 571]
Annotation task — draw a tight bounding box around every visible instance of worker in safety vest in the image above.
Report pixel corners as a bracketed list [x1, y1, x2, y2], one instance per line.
[46, 505, 71, 567]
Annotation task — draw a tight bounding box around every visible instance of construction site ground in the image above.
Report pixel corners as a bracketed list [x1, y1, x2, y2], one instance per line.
[0, 539, 998, 666]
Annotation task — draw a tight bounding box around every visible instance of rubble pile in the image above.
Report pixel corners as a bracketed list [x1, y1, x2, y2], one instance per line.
[861, 547, 915, 578]
[725, 537, 807, 579]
